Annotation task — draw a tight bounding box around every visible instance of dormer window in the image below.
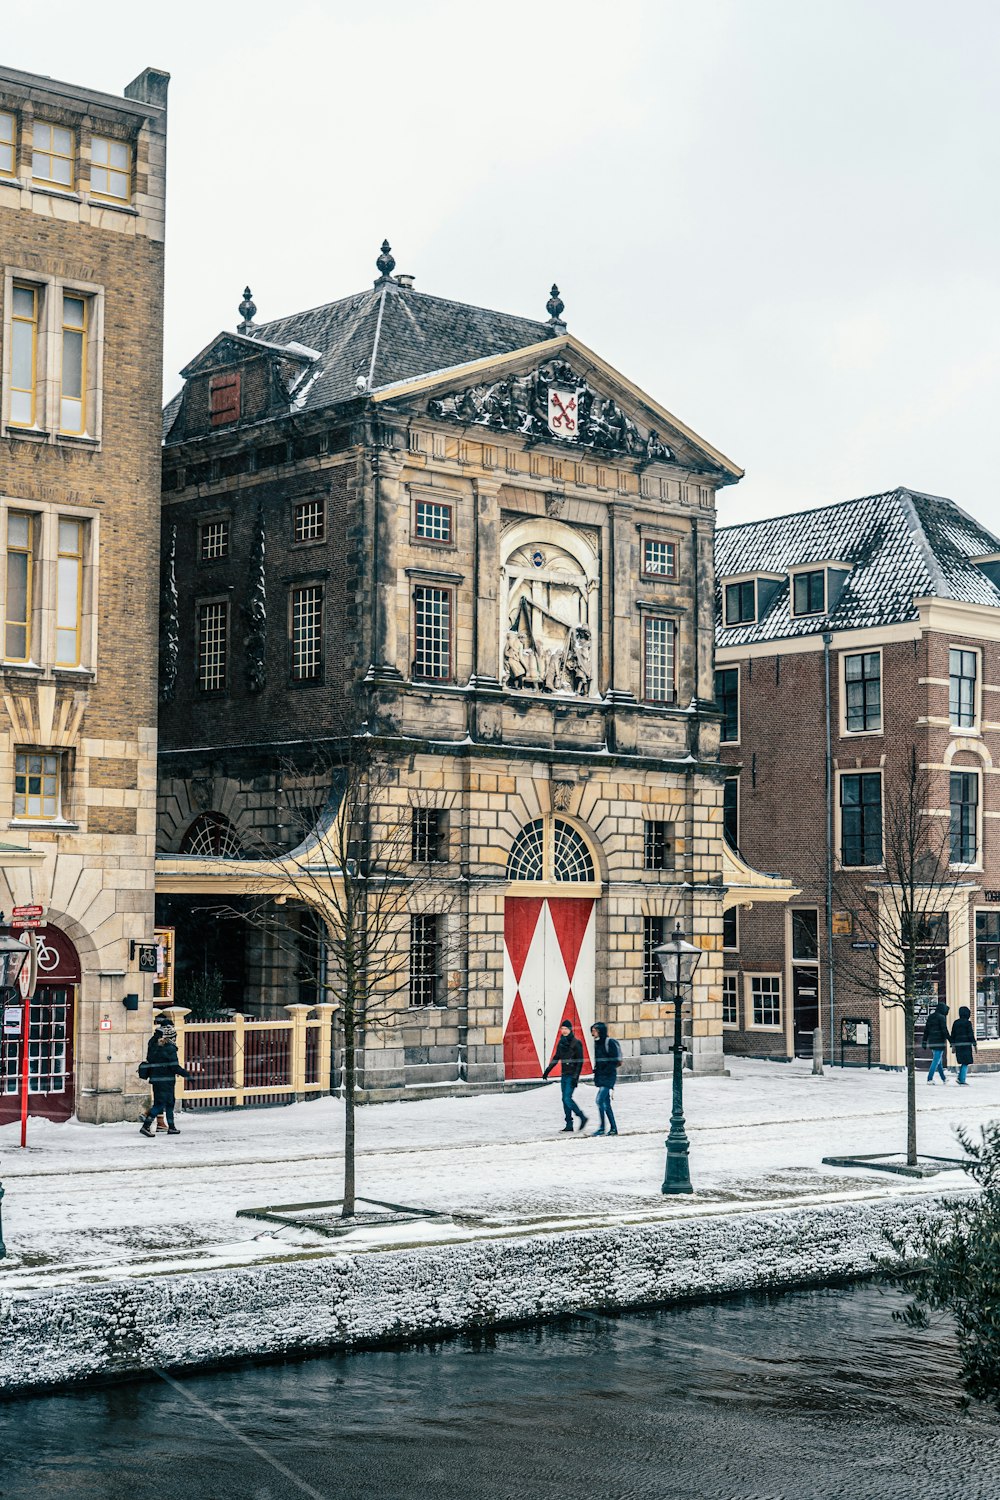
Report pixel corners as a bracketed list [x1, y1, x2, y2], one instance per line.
[792, 569, 826, 616]
[724, 580, 756, 626]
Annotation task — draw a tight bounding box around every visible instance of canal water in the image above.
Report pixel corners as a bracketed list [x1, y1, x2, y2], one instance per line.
[1, 1283, 996, 1500]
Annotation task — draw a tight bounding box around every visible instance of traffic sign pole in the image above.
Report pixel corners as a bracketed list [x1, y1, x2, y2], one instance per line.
[18, 932, 38, 1150]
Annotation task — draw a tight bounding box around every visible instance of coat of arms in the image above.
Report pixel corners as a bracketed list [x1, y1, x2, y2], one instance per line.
[547, 386, 583, 440]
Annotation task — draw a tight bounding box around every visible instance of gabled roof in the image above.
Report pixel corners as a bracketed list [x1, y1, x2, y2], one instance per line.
[715, 487, 1000, 645]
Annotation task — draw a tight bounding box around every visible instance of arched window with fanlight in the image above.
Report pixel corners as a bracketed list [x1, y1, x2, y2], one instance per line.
[506, 816, 597, 885]
[179, 812, 244, 858]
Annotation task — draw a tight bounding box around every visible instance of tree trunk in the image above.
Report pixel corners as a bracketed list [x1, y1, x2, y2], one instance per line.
[905, 1005, 917, 1167]
[342, 1011, 356, 1218]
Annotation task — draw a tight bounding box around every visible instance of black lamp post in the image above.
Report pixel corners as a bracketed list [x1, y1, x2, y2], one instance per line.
[655, 923, 703, 1196]
[0, 929, 31, 1258]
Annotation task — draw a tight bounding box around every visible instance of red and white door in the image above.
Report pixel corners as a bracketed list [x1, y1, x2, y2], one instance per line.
[503, 897, 596, 1079]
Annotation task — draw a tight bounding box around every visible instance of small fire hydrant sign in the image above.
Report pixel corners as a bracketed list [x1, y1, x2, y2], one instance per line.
[99, 1016, 112, 1032]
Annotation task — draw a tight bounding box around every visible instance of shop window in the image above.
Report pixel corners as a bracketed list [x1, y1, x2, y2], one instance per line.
[975, 912, 1000, 1041]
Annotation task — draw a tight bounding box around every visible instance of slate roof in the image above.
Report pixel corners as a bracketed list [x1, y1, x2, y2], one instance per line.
[163, 281, 554, 441]
[715, 488, 1000, 646]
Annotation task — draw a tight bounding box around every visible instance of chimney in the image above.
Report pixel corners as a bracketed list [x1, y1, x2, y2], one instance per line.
[124, 68, 170, 109]
[396, 274, 415, 290]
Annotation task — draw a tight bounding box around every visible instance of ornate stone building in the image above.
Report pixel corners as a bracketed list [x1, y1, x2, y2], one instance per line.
[157, 249, 789, 1093]
[0, 65, 168, 1123]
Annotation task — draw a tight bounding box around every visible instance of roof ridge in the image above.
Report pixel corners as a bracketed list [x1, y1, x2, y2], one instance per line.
[895, 489, 949, 598]
[367, 285, 388, 390]
[717, 488, 906, 535]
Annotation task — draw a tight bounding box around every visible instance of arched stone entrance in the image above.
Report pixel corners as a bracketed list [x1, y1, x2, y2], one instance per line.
[503, 816, 601, 1079]
[0, 923, 80, 1124]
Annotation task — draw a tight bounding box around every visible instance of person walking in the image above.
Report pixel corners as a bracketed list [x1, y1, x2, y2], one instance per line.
[950, 1005, 977, 1085]
[922, 998, 950, 1085]
[145, 1014, 174, 1131]
[590, 1021, 621, 1136]
[542, 1019, 587, 1133]
[140, 1022, 190, 1137]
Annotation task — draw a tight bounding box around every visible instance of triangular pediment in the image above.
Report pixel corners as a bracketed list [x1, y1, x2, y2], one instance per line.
[180, 331, 318, 381]
[372, 334, 742, 481]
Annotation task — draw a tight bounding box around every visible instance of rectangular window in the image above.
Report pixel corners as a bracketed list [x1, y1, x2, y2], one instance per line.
[643, 616, 676, 703]
[642, 538, 676, 578]
[791, 909, 819, 962]
[60, 293, 87, 434]
[723, 776, 739, 851]
[413, 586, 452, 681]
[414, 499, 452, 544]
[844, 651, 882, 733]
[32, 121, 74, 188]
[0, 111, 15, 177]
[724, 581, 755, 626]
[643, 916, 667, 1004]
[409, 914, 441, 1007]
[197, 601, 228, 692]
[975, 912, 1000, 1041]
[949, 648, 978, 729]
[722, 973, 738, 1027]
[90, 135, 130, 201]
[200, 519, 229, 561]
[411, 808, 445, 863]
[5, 511, 33, 660]
[840, 772, 883, 866]
[792, 570, 826, 616]
[750, 975, 782, 1028]
[723, 907, 738, 951]
[293, 498, 325, 543]
[10, 283, 39, 428]
[291, 585, 323, 681]
[950, 771, 979, 865]
[715, 666, 739, 742]
[55, 518, 84, 666]
[14, 750, 60, 820]
[643, 820, 674, 871]
[209, 372, 241, 427]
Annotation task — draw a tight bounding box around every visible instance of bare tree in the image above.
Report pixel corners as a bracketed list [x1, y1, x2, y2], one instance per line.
[224, 734, 462, 1217]
[830, 750, 973, 1166]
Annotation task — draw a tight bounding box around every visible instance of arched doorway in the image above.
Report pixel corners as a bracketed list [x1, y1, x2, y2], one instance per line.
[0, 923, 80, 1124]
[179, 812, 244, 857]
[503, 816, 601, 1080]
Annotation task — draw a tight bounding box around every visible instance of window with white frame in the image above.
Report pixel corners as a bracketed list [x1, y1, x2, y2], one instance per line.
[293, 498, 324, 544]
[413, 498, 452, 544]
[642, 538, 676, 578]
[844, 651, 882, 733]
[197, 600, 228, 692]
[412, 585, 452, 681]
[5, 511, 34, 661]
[949, 648, 978, 729]
[199, 519, 229, 561]
[643, 916, 667, 1003]
[722, 973, 738, 1027]
[9, 283, 39, 429]
[950, 771, 979, 866]
[290, 585, 323, 681]
[55, 518, 84, 667]
[14, 749, 62, 820]
[409, 914, 441, 1006]
[643, 616, 676, 703]
[749, 974, 782, 1028]
[59, 292, 87, 435]
[89, 136, 130, 201]
[32, 121, 74, 189]
[0, 111, 15, 177]
[2, 507, 94, 669]
[3, 272, 103, 440]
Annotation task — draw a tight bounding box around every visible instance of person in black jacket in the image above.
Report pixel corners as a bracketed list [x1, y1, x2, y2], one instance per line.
[140, 1024, 190, 1136]
[950, 1005, 977, 1085]
[922, 999, 950, 1085]
[542, 1020, 587, 1133]
[590, 1021, 621, 1136]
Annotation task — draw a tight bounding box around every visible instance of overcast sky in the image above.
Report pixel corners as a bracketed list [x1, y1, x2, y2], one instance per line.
[7, 0, 1000, 529]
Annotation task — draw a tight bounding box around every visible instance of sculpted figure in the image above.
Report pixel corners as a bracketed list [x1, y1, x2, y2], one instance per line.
[564, 625, 593, 696]
[504, 629, 527, 688]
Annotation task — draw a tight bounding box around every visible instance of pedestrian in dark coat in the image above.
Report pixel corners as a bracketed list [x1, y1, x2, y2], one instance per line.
[590, 1021, 621, 1136]
[140, 1026, 190, 1136]
[922, 999, 950, 1084]
[950, 1005, 977, 1085]
[542, 1020, 588, 1132]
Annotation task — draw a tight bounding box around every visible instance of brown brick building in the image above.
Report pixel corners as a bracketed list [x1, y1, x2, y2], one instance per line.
[715, 488, 1000, 1069]
[0, 65, 168, 1122]
[155, 251, 791, 1095]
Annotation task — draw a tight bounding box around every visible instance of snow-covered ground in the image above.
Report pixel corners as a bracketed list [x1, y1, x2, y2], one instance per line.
[0, 1058, 990, 1289]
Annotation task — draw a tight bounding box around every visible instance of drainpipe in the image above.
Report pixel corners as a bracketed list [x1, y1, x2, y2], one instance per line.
[823, 631, 836, 1062]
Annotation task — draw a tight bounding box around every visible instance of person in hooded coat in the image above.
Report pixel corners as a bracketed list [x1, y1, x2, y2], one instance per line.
[140, 1023, 190, 1136]
[950, 1005, 977, 1085]
[922, 999, 950, 1084]
[542, 1019, 588, 1132]
[590, 1021, 621, 1136]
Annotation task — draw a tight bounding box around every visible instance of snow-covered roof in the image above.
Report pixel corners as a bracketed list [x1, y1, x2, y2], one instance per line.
[715, 487, 1000, 645]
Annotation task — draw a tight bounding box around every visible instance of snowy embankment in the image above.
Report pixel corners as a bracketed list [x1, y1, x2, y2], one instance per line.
[0, 1191, 953, 1394]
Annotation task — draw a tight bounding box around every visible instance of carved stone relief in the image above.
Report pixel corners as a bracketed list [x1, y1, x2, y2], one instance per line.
[245, 508, 267, 693]
[501, 526, 598, 698]
[158, 524, 179, 705]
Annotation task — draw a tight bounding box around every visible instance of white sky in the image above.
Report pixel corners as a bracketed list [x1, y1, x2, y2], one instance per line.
[7, 0, 1000, 529]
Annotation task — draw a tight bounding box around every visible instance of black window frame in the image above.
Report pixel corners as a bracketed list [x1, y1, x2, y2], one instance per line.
[409, 913, 442, 1007]
[723, 776, 739, 852]
[411, 807, 446, 863]
[642, 915, 667, 1003]
[844, 650, 882, 734]
[724, 580, 755, 626]
[715, 666, 739, 743]
[643, 819, 674, 871]
[950, 770, 979, 866]
[792, 569, 826, 617]
[949, 647, 978, 729]
[840, 771, 883, 867]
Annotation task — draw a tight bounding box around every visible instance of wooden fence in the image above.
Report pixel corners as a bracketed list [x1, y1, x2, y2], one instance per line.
[161, 1004, 334, 1108]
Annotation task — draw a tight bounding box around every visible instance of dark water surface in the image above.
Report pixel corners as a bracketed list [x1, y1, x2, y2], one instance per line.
[1, 1284, 997, 1500]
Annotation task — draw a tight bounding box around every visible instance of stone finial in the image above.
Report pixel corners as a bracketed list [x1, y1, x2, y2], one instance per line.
[375, 240, 396, 284]
[238, 286, 256, 333]
[546, 283, 567, 333]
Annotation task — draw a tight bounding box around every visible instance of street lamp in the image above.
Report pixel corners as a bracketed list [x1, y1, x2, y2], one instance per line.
[655, 923, 703, 1195]
[0, 929, 30, 1258]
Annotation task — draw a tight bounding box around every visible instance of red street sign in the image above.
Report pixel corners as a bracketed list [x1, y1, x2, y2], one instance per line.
[11, 917, 42, 928]
[12, 905, 43, 919]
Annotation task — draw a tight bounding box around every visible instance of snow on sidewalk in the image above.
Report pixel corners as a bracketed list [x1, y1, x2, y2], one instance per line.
[0, 1057, 992, 1289]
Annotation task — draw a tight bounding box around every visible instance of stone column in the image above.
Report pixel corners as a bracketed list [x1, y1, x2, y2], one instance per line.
[371, 454, 406, 680]
[606, 501, 637, 702]
[693, 514, 716, 706]
[471, 476, 502, 688]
